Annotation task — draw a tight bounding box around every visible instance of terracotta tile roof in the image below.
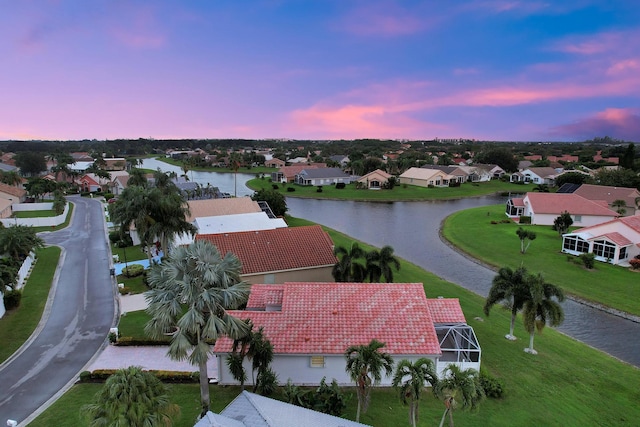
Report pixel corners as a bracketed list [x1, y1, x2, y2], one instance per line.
[574, 184, 640, 208]
[525, 167, 559, 178]
[573, 215, 640, 238]
[525, 193, 618, 216]
[214, 282, 445, 356]
[590, 232, 633, 246]
[246, 285, 285, 309]
[196, 225, 337, 275]
[0, 182, 26, 198]
[187, 198, 262, 222]
[512, 198, 525, 207]
[278, 164, 323, 179]
[427, 298, 466, 323]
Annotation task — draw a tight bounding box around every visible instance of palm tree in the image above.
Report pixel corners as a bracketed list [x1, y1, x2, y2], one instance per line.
[145, 240, 251, 417]
[0, 171, 22, 186]
[392, 358, 439, 427]
[612, 199, 627, 215]
[434, 365, 485, 427]
[370, 245, 400, 283]
[522, 273, 565, 354]
[81, 366, 180, 427]
[344, 339, 394, 422]
[332, 242, 367, 282]
[147, 191, 196, 255]
[127, 168, 148, 187]
[0, 225, 45, 263]
[484, 265, 530, 340]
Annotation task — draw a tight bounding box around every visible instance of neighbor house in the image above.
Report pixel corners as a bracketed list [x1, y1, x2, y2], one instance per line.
[471, 163, 506, 180]
[423, 165, 468, 184]
[0, 182, 27, 204]
[196, 391, 370, 427]
[572, 184, 640, 216]
[295, 168, 352, 186]
[357, 169, 392, 189]
[505, 192, 619, 226]
[271, 164, 324, 183]
[196, 225, 337, 283]
[510, 167, 561, 185]
[264, 158, 285, 168]
[214, 282, 480, 386]
[562, 215, 640, 266]
[398, 167, 455, 188]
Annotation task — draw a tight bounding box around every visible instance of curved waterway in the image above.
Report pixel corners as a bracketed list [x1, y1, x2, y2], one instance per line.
[143, 158, 640, 367]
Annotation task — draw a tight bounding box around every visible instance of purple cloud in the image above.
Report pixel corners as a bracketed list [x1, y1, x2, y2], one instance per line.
[549, 108, 640, 141]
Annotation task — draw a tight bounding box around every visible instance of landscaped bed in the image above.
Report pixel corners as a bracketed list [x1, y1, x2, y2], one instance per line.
[441, 204, 640, 317]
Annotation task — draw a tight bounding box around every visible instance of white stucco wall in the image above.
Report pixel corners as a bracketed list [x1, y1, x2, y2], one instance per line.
[526, 211, 615, 227]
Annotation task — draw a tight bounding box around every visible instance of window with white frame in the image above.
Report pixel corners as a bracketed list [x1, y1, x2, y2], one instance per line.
[619, 246, 628, 260]
[563, 235, 589, 253]
[593, 240, 616, 259]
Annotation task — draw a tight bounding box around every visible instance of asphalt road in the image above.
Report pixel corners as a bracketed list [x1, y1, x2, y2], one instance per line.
[0, 196, 116, 425]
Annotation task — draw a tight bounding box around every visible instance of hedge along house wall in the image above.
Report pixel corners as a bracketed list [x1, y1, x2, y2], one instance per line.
[0, 251, 36, 319]
[0, 202, 69, 228]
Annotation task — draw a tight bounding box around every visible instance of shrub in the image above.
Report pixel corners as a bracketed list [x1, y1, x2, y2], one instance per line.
[480, 369, 505, 398]
[118, 286, 131, 295]
[272, 184, 279, 190]
[256, 368, 278, 396]
[629, 257, 640, 270]
[283, 377, 347, 416]
[79, 371, 92, 382]
[122, 264, 144, 278]
[3, 289, 22, 310]
[519, 216, 532, 224]
[335, 182, 346, 189]
[116, 234, 133, 248]
[579, 253, 596, 269]
[316, 186, 323, 192]
[103, 193, 115, 201]
[428, 184, 435, 188]
[286, 187, 296, 192]
[108, 231, 121, 243]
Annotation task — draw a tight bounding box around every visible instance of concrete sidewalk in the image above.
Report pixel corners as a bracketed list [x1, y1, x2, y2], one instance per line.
[119, 294, 148, 313]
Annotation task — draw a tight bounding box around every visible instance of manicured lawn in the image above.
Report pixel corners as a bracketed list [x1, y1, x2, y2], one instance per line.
[116, 273, 148, 295]
[0, 247, 61, 363]
[117, 310, 161, 341]
[32, 202, 74, 233]
[441, 204, 640, 317]
[111, 244, 148, 263]
[31, 217, 640, 426]
[14, 209, 57, 218]
[247, 178, 523, 201]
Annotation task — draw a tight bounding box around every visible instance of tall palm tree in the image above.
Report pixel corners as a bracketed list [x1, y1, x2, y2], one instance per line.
[344, 339, 394, 422]
[147, 191, 196, 255]
[366, 246, 401, 283]
[612, 199, 627, 215]
[145, 240, 251, 417]
[0, 171, 22, 186]
[435, 365, 485, 427]
[392, 358, 439, 427]
[483, 265, 530, 340]
[127, 168, 148, 187]
[522, 273, 565, 354]
[81, 366, 180, 427]
[0, 225, 45, 263]
[332, 242, 367, 282]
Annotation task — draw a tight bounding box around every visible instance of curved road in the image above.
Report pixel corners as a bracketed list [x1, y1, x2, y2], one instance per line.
[0, 196, 116, 425]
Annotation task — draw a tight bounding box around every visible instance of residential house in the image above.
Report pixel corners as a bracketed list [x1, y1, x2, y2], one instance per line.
[562, 216, 640, 266]
[264, 158, 285, 168]
[472, 163, 506, 179]
[0, 182, 27, 204]
[70, 152, 94, 162]
[510, 167, 561, 185]
[398, 167, 454, 188]
[357, 169, 392, 189]
[505, 192, 619, 226]
[77, 173, 109, 193]
[295, 168, 352, 186]
[0, 198, 12, 219]
[0, 163, 18, 173]
[572, 184, 640, 216]
[214, 282, 480, 385]
[103, 158, 127, 171]
[0, 153, 16, 167]
[593, 150, 619, 164]
[195, 391, 370, 427]
[196, 225, 337, 283]
[424, 166, 468, 184]
[186, 198, 263, 222]
[329, 154, 350, 167]
[111, 175, 130, 196]
[272, 164, 325, 183]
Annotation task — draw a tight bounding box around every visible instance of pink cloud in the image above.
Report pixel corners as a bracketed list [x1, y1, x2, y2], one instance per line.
[460, 1, 552, 15]
[550, 108, 640, 140]
[106, 4, 166, 49]
[336, 2, 430, 37]
[552, 30, 640, 56]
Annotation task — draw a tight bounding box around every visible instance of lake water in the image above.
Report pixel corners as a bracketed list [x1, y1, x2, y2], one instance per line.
[144, 158, 640, 367]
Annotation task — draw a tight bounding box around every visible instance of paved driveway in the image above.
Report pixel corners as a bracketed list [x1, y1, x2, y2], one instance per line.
[0, 196, 116, 425]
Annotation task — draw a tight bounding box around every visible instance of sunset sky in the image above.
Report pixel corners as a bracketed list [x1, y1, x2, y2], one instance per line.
[1, 1, 639, 142]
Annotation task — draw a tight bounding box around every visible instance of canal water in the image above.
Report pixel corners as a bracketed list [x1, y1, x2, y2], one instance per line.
[143, 158, 640, 367]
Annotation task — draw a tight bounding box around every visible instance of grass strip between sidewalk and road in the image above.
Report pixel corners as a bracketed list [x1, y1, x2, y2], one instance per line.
[80, 216, 640, 426]
[441, 204, 640, 317]
[0, 246, 61, 364]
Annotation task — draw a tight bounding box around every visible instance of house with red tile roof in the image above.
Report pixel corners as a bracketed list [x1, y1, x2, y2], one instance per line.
[0, 182, 27, 203]
[506, 192, 619, 226]
[213, 282, 480, 386]
[271, 164, 325, 183]
[510, 167, 560, 185]
[562, 215, 640, 266]
[264, 158, 285, 168]
[572, 184, 640, 216]
[196, 225, 338, 283]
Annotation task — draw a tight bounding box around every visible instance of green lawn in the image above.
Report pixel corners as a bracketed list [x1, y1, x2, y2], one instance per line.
[111, 244, 148, 263]
[13, 209, 57, 218]
[247, 178, 524, 201]
[31, 217, 640, 426]
[441, 204, 640, 317]
[116, 273, 148, 295]
[0, 246, 61, 363]
[32, 202, 74, 233]
[157, 157, 273, 174]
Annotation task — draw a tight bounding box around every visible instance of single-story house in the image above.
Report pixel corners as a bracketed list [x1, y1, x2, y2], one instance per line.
[214, 282, 480, 386]
[329, 154, 350, 167]
[77, 173, 110, 193]
[505, 192, 619, 226]
[271, 164, 324, 183]
[111, 175, 130, 195]
[196, 391, 370, 427]
[0, 182, 26, 204]
[423, 166, 468, 184]
[196, 225, 338, 283]
[295, 168, 352, 186]
[471, 163, 506, 179]
[104, 158, 127, 171]
[510, 167, 561, 185]
[264, 158, 285, 168]
[572, 184, 640, 216]
[357, 169, 392, 189]
[398, 167, 455, 188]
[562, 215, 640, 266]
[186, 198, 263, 222]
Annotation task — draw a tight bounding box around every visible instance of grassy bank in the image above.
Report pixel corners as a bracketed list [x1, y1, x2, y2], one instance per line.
[247, 177, 523, 201]
[157, 157, 273, 174]
[441, 204, 640, 317]
[0, 246, 61, 363]
[47, 216, 640, 426]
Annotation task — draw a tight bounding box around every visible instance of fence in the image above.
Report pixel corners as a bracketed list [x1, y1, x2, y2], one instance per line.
[0, 203, 69, 228]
